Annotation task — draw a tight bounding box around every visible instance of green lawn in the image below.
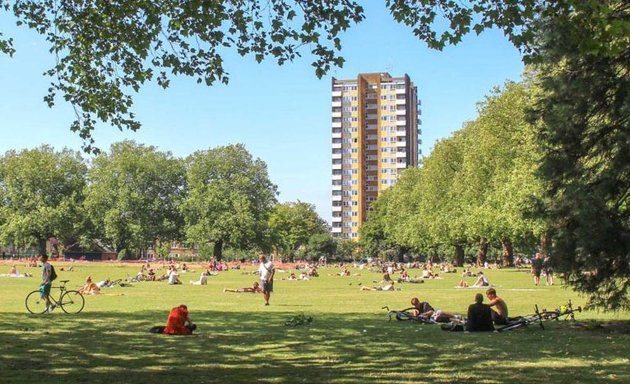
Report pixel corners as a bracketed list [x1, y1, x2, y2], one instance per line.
[1, 261, 628, 383]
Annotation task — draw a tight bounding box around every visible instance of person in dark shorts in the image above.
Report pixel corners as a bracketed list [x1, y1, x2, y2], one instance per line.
[258, 254, 275, 306]
[543, 255, 553, 286]
[486, 288, 508, 325]
[531, 253, 544, 286]
[466, 293, 494, 332]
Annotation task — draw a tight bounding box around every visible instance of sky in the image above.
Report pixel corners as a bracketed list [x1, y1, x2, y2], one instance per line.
[0, 3, 524, 223]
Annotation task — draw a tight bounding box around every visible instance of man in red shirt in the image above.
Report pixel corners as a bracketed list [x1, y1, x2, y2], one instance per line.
[163, 305, 196, 335]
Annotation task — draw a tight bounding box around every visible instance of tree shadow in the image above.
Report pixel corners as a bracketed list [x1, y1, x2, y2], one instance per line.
[0, 310, 628, 383]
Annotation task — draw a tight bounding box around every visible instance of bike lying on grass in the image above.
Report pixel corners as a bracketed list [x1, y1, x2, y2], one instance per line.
[382, 306, 437, 324]
[497, 300, 581, 332]
[25, 280, 85, 314]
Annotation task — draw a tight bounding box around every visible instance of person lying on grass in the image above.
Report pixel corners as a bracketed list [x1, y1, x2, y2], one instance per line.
[223, 281, 263, 293]
[360, 281, 395, 291]
[410, 297, 459, 322]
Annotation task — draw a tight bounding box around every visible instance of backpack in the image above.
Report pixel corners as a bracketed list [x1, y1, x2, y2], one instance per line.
[49, 265, 58, 281]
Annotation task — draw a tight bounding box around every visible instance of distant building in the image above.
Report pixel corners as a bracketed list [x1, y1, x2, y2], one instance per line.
[331, 73, 421, 240]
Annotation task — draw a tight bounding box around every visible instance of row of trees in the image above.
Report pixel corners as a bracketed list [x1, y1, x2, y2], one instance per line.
[361, 1, 629, 310]
[0, 142, 344, 261]
[361, 80, 543, 266]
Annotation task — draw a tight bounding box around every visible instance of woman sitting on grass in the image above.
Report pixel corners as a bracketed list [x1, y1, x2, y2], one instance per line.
[79, 276, 100, 295]
[471, 271, 490, 287]
[223, 281, 262, 293]
[189, 271, 208, 285]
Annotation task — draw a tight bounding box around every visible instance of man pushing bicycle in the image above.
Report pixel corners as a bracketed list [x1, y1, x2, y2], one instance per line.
[39, 255, 54, 313]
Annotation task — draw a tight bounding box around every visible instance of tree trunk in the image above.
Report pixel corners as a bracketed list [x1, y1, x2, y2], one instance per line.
[540, 233, 552, 256]
[477, 237, 488, 266]
[397, 247, 406, 263]
[454, 244, 464, 267]
[38, 238, 47, 256]
[501, 237, 514, 267]
[213, 239, 223, 261]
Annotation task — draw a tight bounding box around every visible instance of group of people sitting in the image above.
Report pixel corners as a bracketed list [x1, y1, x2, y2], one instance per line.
[407, 287, 508, 332]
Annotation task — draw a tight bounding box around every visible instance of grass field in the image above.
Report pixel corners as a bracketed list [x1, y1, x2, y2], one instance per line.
[1, 261, 629, 383]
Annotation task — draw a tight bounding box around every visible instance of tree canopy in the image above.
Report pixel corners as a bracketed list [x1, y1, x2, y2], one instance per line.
[0, 145, 87, 254]
[84, 140, 185, 258]
[182, 144, 277, 260]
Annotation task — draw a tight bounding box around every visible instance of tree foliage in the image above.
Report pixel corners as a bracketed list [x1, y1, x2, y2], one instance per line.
[529, 3, 630, 310]
[83, 140, 185, 258]
[2, 0, 364, 151]
[182, 144, 277, 259]
[268, 201, 327, 260]
[0, 145, 87, 254]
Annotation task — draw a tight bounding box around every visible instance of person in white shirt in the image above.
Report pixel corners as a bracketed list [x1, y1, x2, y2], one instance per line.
[168, 269, 181, 285]
[190, 271, 208, 285]
[258, 254, 275, 306]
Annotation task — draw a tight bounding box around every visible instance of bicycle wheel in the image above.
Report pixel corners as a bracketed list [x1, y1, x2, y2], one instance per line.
[59, 290, 85, 314]
[25, 290, 48, 314]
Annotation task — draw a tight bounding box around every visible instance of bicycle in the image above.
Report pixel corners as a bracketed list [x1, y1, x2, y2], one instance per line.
[382, 306, 436, 324]
[497, 304, 544, 332]
[25, 280, 85, 314]
[540, 299, 582, 321]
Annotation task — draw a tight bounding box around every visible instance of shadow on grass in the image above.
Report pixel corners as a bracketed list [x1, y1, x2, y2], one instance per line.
[0, 310, 629, 383]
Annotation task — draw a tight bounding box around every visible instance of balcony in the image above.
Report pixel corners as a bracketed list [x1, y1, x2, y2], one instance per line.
[395, 99, 406, 105]
[396, 109, 406, 115]
[332, 122, 342, 128]
[332, 194, 342, 201]
[396, 140, 407, 147]
[332, 143, 342, 149]
[332, 174, 342, 181]
[396, 119, 406, 126]
[332, 111, 342, 118]
[331, 227, 342, 233]
[332, 184, 342, 191]
[332, 205, 342, 212]
[332, 101, 342, 107]
[396, 151, 407, 157]
[332, 163, 342, 170]
[332, 90, 342, 97]
[396, 162, 408, 169]
[332, 132, 342, 139]
[395, 87, 406, 94]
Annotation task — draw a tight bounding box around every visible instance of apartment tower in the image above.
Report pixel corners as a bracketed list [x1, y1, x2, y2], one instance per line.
[331, 73, 421, 240]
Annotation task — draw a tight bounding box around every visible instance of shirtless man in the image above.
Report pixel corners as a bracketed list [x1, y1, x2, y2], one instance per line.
[486, 288, 508, 325]
[223, 281, 262, 293]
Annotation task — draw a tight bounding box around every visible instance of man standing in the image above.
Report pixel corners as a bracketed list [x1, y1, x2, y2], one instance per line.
[39, 255, 53, 312]
[258, 254, 275, 306]
[531, 253, 544, 286]
[486, 288, 508, 325]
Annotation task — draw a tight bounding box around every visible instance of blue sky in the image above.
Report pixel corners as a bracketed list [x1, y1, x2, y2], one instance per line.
[0, 3, 524, 222]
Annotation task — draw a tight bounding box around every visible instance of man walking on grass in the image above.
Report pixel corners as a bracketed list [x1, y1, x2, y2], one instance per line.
[39, 255, 54, 312]
[258, 254, 275, 306]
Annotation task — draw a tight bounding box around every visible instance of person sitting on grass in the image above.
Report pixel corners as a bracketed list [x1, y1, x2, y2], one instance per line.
[471, 271, 490, 287]
[168, 268, 182, 285]
[466, 293, 495, 332]
[223, 281, 263, 293]
[360, 281, 395, 291]
[456, 280, 469, 288]
[163, 304, 196, 335]
[189, 271, 208, 285]
[298, 272, 310, 281]
[79, 276, 101, 295]
[147, 269, 156, 281]
[486, 288, 509, 325]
